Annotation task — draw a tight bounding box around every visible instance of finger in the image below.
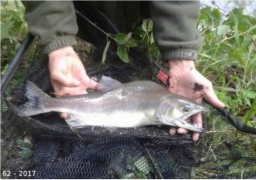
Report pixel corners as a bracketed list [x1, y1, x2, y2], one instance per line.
[87, 79, 99, 90]
[192, 113, 202, 141]
[60, 112, 69, 119]
[169, 128, 177, 135]
[177, 128, 188, 134]
[203, 87, 225, 108]
[51, 72, 80, 87]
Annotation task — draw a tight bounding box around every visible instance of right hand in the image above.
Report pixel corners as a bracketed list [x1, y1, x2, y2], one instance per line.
[48, 46, 98, 117]
[168, 60, 225, 141]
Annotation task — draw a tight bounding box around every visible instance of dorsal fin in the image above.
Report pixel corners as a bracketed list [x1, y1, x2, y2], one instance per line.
[96, 76, 122, 93]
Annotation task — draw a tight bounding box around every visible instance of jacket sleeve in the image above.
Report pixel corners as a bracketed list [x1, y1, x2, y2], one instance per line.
[22, 1, 78, 54]
[150, 1, 203, 61]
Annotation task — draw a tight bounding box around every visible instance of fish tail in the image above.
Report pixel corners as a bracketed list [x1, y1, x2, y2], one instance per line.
[20, 81, 52, 117]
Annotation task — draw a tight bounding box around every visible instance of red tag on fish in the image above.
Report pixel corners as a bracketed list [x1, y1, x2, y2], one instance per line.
[157, 70, 168, 84]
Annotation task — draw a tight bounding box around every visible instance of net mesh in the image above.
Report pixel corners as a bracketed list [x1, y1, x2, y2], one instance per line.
[2, 7, 256, 179]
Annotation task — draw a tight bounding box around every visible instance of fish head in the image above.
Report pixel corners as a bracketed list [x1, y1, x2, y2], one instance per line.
[157, 94, 209, 124]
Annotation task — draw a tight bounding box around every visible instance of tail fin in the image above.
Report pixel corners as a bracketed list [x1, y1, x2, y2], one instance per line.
[20, 81, 52, 117]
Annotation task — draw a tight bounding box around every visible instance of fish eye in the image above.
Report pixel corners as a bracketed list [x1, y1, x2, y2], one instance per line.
[182, 106, 191, 112]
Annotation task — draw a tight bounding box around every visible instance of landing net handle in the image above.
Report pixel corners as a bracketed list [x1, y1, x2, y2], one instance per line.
[1, 33, 34, 94]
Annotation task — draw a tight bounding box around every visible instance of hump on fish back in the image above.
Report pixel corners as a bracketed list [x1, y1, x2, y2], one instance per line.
[96, 76, 122, 93]
[96, 76, 166, 93]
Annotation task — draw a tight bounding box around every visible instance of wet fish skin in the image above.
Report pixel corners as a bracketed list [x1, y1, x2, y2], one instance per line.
[16, 76, 207, 132]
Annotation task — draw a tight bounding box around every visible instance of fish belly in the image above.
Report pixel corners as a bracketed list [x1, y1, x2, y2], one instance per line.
[66, 108, 159, 128]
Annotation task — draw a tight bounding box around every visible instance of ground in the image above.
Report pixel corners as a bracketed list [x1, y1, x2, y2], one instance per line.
[1, 112, 33, 179]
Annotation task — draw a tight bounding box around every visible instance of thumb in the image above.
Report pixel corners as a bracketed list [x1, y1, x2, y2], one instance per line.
[87, 79, 99, 90]
[203, 88, 225, 108]
[51, 72, 80, 87]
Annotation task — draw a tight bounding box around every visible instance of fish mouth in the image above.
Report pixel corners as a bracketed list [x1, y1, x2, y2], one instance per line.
[170, 105, 209, 133]
[173, 120, 205, 133]
[185, 105, 209, 119]
[194, 105, 209, 113]
[159, 104, 209, 132]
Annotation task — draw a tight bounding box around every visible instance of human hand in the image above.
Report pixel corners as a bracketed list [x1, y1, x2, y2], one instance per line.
[168, 60, 225, 141]
[48, 46, 98, 117]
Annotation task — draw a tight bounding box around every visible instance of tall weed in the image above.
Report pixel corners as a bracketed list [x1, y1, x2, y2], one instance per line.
[197, 7, 256, 125]
[1, 0, 27, 74]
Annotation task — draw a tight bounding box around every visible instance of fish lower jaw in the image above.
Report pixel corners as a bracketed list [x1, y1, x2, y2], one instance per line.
[159, 118, 204, 133]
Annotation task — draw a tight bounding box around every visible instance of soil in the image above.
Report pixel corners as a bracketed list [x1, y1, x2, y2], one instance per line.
[1, 111, 33, 179]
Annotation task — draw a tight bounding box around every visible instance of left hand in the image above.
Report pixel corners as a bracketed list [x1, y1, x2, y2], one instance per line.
[48, 46, 99, 118]
[48, 46, 98, 96]
[168, 60, 225, 141]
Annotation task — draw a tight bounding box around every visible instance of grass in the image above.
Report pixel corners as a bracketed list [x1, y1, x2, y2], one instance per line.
[196, 6, 256, 126]
[1, 0, 28, 74]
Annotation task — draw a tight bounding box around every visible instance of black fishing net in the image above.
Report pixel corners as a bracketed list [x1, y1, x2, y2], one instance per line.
[2, 7, 256, 179]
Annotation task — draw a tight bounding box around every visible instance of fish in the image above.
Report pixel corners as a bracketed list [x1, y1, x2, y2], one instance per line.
[12, 76, 208, 132]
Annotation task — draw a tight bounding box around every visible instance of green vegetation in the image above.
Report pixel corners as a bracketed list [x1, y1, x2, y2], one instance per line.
[1, 0, 28, 115]
[16, 139, 33, 158]
[197, 7, 256, 125]
[1, 0, 28, 75]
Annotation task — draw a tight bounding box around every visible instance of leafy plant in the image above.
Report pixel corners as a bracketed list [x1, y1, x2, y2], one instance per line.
[76, 10, 139, 63]
[133, 19, 161, 63]
[197, 6, 256, 124]
[16, 139, 33, 158]
[114, 32, 138, 63]
[1, 0, 28, 75]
